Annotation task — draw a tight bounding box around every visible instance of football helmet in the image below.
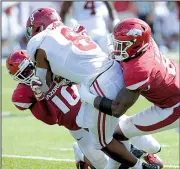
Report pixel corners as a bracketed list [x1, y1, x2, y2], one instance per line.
[6, 50, 35, 85]
[110, 18, 151, 61]
[26, 7, 62, 40]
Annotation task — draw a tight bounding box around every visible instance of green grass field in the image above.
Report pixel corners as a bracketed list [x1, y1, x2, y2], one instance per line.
[2, 60, 180, 169]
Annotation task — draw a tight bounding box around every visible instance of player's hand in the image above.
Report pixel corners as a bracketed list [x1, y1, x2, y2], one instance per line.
[78, 83, 96, 105]
[30, 76, 44, 101]
[73, 24, 88, 36]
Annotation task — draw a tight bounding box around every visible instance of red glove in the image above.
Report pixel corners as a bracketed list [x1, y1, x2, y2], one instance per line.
[30, 76, 44, 101]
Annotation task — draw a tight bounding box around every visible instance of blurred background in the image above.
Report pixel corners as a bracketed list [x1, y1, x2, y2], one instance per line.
[2, 1, 180, 59]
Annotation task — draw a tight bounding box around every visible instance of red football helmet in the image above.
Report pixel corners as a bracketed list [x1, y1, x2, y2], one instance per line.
[110, 18, 151, 61]
[6, 50, 35, 85]
[26, 7, 62, 40]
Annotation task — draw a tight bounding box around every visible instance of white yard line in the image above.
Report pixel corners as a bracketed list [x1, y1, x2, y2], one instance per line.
[2, 154, 75, 162]
[2, 154, 180, 168]
[161, 144, 170, 148]
[48, 148, 73, 151]
[165, 165, 180, 169]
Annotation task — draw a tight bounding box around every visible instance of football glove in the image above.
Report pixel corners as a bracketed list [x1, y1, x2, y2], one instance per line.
[30, 76, 44, 101]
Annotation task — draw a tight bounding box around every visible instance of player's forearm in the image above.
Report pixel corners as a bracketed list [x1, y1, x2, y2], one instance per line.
[94, 96, 128, 118]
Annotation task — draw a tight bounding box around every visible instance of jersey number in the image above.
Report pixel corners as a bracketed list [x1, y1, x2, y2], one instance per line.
[51, 86, 80, 114]
[84, 1, 96, 15]
[61, 27, 97, 51]
[161, 54, 176, 76]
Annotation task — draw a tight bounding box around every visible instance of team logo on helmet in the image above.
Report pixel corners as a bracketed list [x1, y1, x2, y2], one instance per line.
[126, 28, 142, 37]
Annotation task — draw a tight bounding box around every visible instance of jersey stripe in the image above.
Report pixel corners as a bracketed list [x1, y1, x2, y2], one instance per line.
[13, 102, 32, 108]
[95, 80, 107, 146]
[92, 83, 105, 148]
[126, 77, 149, 90]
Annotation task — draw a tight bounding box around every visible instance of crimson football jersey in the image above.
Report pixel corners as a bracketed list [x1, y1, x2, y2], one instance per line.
[12, 83, 81, 130]
[120, 39, 180, 108]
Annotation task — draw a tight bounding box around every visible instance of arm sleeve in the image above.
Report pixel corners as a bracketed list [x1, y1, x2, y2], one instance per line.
[30, 99, 58, 125]
[12, 84, 35, 110]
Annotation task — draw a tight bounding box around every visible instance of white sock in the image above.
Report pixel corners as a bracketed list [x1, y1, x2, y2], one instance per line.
[131, 135, 161, 154]
[106, 158, 121, 169]
[132, 159, 143, 169]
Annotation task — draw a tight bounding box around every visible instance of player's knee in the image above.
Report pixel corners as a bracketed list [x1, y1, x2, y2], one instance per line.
[145, 141, 161, 154]
[113, 125, 129, 141]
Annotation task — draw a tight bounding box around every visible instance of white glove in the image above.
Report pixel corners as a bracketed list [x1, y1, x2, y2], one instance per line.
[30, 76, 44, 101]
[78, 83, 97, 105]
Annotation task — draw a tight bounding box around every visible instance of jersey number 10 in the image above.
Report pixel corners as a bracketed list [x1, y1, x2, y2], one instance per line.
[51, 86, 80, 114]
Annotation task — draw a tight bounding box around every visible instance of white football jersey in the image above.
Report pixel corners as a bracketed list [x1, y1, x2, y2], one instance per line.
[27, 23, 113, 86]
[72, 1, 109, 37]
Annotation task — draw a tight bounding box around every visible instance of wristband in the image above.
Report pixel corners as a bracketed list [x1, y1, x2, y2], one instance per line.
[99, 97, 112, 116]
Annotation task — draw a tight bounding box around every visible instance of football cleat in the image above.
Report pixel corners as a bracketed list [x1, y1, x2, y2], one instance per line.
[73, 142, 89, 169]
[130, 145, 144, 159]
[142, 162, 160, 169]
[144, 154, 164, 169]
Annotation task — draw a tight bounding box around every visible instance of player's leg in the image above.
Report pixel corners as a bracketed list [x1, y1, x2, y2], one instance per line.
[119, 115, 161, 154]
[73, 142, 90, 169]
[118, 114, 164, 168]
[116, 103, 180, 139]
[70, 128, 108, 169]
[113, 104, 180, 167]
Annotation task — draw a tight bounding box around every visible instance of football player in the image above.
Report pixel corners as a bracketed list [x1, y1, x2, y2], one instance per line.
[6, 50, 106, 169]
[25, 8, 162, 169]
[6, 50, 163, 169]
[78, 18, 180, 149]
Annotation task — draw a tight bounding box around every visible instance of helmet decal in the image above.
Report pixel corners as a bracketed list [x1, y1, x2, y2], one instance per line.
[111, 18, 151, 61]
[126, 28, 143, 37]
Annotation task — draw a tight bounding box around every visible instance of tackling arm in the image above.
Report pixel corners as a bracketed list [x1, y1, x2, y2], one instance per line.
[94, 87, 140, 117]
[35, 49, 49, 69]
[79, 84, 140, 118]
[30, 99, 58, 125]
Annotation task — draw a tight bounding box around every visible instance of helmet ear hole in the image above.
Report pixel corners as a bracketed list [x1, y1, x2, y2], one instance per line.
[35, 27, 40, 32]
[141, 26, 145, 31]
[21, 51, 24, 55]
